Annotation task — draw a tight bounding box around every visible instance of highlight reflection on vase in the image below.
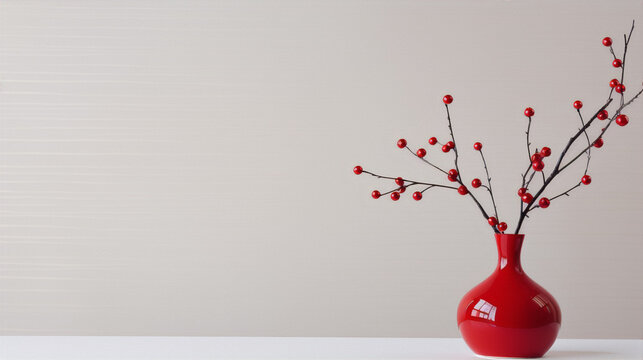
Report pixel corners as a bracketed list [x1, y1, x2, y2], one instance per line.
[470, 299, 497, 321]
[457, 234, 561, 358]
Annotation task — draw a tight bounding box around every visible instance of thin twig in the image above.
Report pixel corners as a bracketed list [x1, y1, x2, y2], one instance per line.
[445, 104, 461, 178]
[479, 149, 499, 220]
[525, 116, 533, 163]
[519, 117, 534, 214]
[549, 182, 582, 202]
[361, 170, 458, 190]
[420, 185, 434, 193]
[525, 170, 537, 189]
[577, 109, 592, 175]
[404, 146, 449, 175]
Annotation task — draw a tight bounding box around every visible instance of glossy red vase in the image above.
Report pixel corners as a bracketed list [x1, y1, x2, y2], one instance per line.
[457, 234, 561, 358]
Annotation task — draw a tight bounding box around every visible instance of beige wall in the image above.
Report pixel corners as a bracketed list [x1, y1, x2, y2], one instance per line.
[0, 0, 642, 339]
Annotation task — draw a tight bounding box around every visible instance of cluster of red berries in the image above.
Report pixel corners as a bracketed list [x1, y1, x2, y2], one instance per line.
[487, 217, 507, 232]
[352, 172, 425, 202]
[442, 141, 455, 153]
[596, 106, 627, 127]
[609, 78, 627, 94]
[400, 136, 458, 155]
[533, 148, 551, 172]
[603, 38, 631, 126]
[516, 187, 550, 208]
[385, 177, 408, 201]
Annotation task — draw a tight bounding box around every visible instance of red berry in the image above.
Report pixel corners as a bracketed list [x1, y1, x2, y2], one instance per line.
[412, 191, 422, 201]
[395, 177, 404, 186]
[615, 84, 626, 94]
[488, 217, 498, 226]
[390, 192, 400, 201]
[371, 190, 381, 199]
[457, 185, 468, 195]
[416, 148, 427, 158]
[602, 37, 612, 46]
[593, 138, 604, 148]
[524, 107, 535, 117]
[615, 114, 629, 126]
[353, 166, 363, 175]
[446, 141, 455, 149]
[428, 137, 438, 145]
[573, 100, 583, 110]
[532, 160, 545, 172]
[597, 109, 609, 120]
[539, 197, 550, 208]
[473, 142, 482, 151]
[612, 59, 622, 68]
[609, 79, 619, 88]
[540, 147, 552, 157]
[581, 175, 591, 185]
[531, 153, 542, 162]
[471, 178, 482, 188]
[497, 222, 508, 232]
[518, 187, 527, 197]
[448, 169, 458, 177]
[399, 186, 406, 193]
[447, 173, 458, 182]
[522, 193, 534, 203]
[442, 144, 450, 153]
[443, 94, 453, 104]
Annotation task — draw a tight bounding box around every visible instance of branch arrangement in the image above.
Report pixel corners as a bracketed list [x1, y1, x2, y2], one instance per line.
[353, 22, 641, 235]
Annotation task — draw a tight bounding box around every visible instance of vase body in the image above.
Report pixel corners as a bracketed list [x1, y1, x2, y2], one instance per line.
[457, 234, 561, 358]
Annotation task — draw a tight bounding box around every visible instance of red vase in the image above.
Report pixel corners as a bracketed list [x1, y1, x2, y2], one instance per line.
[457, 234, 561, 358]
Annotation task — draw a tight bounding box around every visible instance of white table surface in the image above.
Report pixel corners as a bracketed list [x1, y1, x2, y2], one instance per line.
[0, 337, 641, 360]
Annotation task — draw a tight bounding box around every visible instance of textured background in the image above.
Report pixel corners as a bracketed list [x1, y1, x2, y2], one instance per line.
[0, 0, 642, 338]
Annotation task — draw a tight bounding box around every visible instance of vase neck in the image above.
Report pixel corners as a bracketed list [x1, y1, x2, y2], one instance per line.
[495, 234, 524, 272]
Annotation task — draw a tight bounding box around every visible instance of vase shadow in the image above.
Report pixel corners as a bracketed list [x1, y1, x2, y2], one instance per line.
[544, 350, 616, 358]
